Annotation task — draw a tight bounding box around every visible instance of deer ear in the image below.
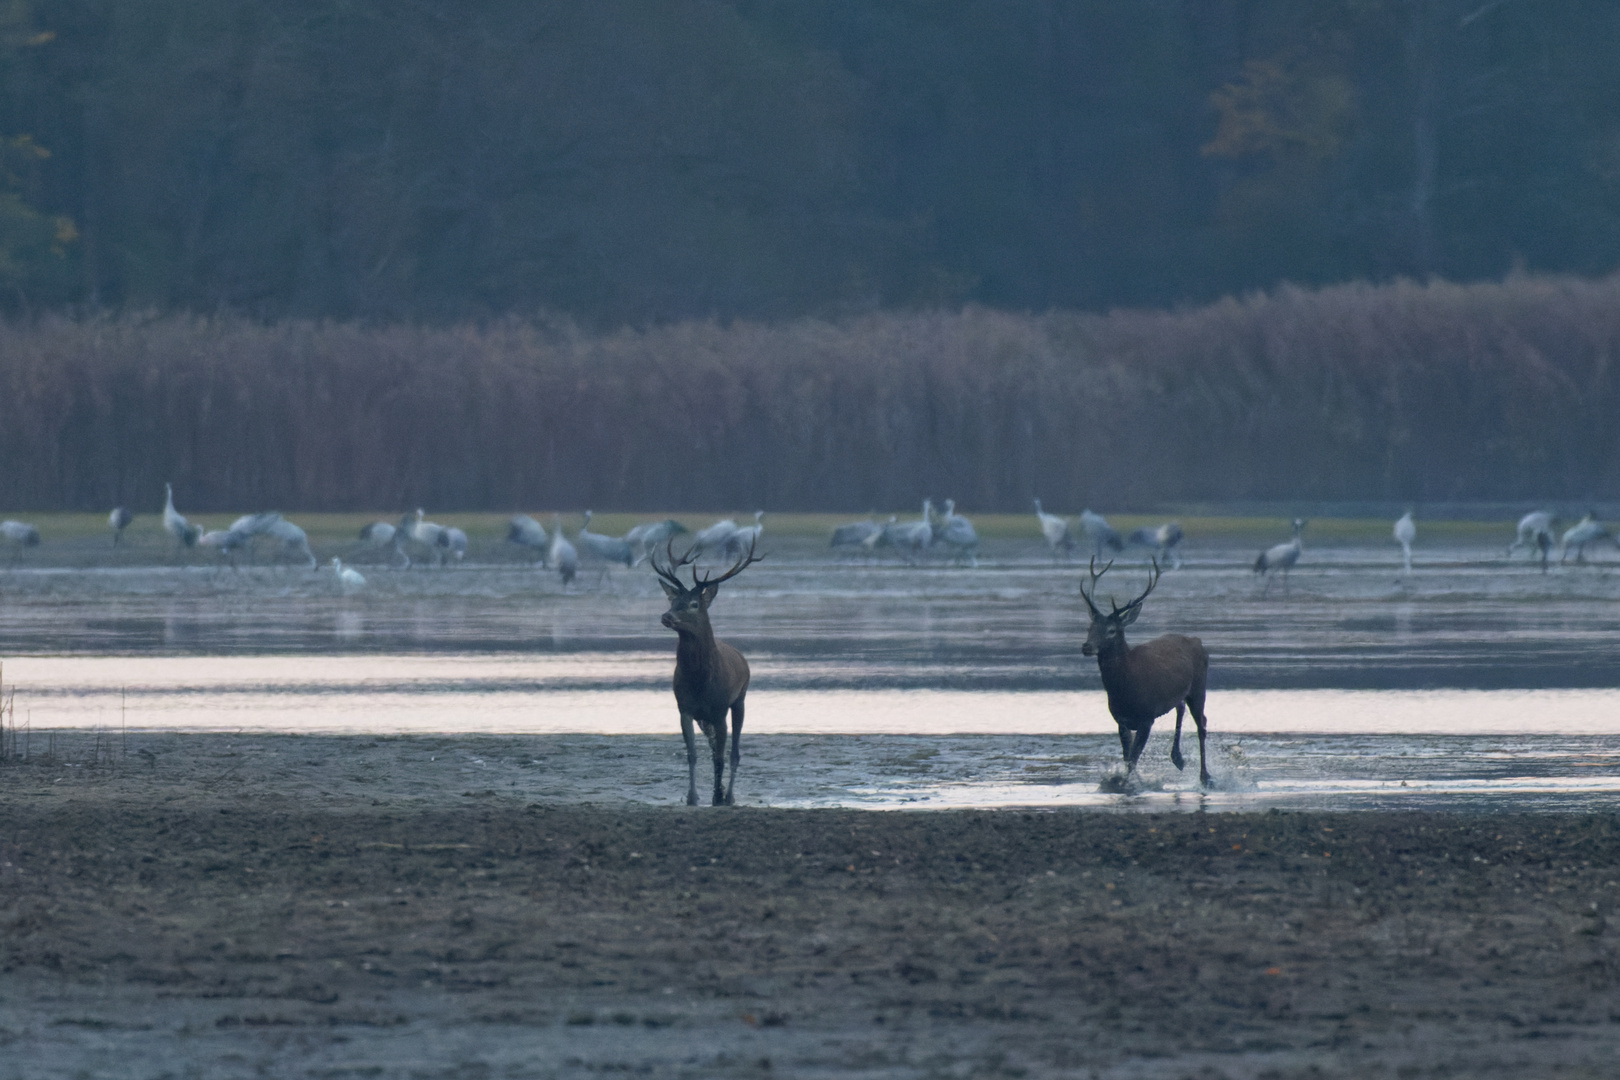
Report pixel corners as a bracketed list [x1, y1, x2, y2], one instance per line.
[700, 582, 720, 605]
[1119, 604, 1142, 627]
[659, 580, 682, 601]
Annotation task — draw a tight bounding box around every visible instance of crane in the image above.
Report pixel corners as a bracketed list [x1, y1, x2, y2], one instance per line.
[1393, 511, 1416, 574]
[506, 515, 549, 564]
[578, 511, 634, 567]
[1033, 499, 1074, 559]
[1508, 511, 1555, 572]
[108, 506, 133, 545]
[162, 483, 200, 549]
[625, 519, 687, 566]
[1254, 518, 1306, 595]
[723, 511, 765, 558]
[1560, 513, 1612, 564]
[1078, 509, 1124, 558]
[549, 514, 578, 586]
[935, 499, 979, 566]
[1127, 522, 1185, 569]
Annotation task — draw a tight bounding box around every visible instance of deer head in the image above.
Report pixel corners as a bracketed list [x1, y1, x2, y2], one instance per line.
[650, 537, 763, 636]
[1080, 557, 1160, 656]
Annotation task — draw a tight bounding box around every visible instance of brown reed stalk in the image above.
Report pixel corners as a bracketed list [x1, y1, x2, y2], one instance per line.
[0, 276, 1617, 510]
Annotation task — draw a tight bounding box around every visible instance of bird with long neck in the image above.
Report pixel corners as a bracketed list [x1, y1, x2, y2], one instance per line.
[1394, 511, 1416, 574]
[651, 537, 762, 806]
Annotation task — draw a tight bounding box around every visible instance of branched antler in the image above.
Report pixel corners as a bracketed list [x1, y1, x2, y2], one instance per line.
[651, 535, 763, 592]
[1081, 556, 1158, 617]
[650, 537, 700, 592]
[694, 536, 764, 589]
[1080, 556, 1114, 616]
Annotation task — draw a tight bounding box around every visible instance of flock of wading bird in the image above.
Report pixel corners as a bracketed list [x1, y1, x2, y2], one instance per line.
[4, 491, 1609, 803]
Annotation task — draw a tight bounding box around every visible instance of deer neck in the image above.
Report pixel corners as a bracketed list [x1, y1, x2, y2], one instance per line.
[674, 618, 719, 674]
[1093, 632, 1133, 681]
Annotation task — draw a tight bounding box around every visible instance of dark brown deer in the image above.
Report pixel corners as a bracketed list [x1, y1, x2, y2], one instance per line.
[1080, 559, 1212, 786]
[650, 538, 763, 806]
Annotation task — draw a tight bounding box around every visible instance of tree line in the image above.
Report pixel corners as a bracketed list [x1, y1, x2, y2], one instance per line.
[0, 1, 1617, 324]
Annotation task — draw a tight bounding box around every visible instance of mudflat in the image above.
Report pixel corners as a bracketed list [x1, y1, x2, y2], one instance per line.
[2, 736, 1618, 1079]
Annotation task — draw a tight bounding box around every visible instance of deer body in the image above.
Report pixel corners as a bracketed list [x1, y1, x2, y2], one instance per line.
[653, 539, 762, 806]
[1081, 560, 1212, 786]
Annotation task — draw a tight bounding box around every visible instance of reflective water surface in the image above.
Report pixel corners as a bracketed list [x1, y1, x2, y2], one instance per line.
[2, 535, 1618, 811]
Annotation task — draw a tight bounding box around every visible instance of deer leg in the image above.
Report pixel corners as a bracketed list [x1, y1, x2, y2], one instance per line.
[1126, 725, 1153, 771]
[1171, 704, 1187, 771]
[1187, 692, 1212, 787]
[708, 718, 729, 807]
[724, 697, 745, 806]
[680, 713, 700, 806]
[1117, 724, 1133, 764]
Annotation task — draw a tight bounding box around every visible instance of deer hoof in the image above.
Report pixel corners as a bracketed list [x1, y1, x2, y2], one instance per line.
[1171, 747, 1186, 771]
[686, 792, 699, 806]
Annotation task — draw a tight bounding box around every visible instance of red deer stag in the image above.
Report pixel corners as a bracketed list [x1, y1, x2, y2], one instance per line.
[1080, 559, 1212, 786]
[651, 538, 763, 806]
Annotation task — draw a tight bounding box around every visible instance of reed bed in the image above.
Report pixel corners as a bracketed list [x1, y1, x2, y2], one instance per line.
[1, 273, 1617, 512]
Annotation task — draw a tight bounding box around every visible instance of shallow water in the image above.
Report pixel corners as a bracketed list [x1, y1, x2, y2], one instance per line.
[2, 535, 1618, 811]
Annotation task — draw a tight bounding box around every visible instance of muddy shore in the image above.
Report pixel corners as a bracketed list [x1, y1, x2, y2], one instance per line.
[3, 737, 1618, 1078]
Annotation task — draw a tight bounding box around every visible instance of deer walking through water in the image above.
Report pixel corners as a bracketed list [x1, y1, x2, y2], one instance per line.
[1081, 559, 1212, 787]
[651, 537, 763, 806]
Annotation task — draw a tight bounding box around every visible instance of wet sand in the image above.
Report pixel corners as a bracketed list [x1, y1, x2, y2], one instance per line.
[4, 736, 1618, 1078]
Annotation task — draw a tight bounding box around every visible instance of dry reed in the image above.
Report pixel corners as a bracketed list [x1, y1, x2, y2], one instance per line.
[1, 274, 1616, 511]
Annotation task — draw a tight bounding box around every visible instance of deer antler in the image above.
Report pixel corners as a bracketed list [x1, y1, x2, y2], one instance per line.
[694, 536, 764, 589]
[1117, 559, 1161, 615]
[650, 536, 700, 592]
[1079, 557, 1113, 616]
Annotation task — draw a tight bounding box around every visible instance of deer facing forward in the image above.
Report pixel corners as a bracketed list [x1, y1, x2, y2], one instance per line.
[1081, 559, 1212, 786]
[651, 538, 763, 806]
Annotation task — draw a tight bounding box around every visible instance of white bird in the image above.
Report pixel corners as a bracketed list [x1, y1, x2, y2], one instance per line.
[506, 515, 549, 564]
[196, 523, 255, 567]
[693, 517, 740, 554]
[1394, 511, 1416, 574]
[220, 512, 314, 568]
[1508, 510, 1555, 571]
[1033, 499, 1074, 558]
[549, 514, 577, 586]
[1127, 522, 1184, 569]
[624, 519, 687, 566]
[1560, 513, 1612, 564]
[935, 499, 979, 566]
[331, 557, 367, 592]
[830, 517, 883, 549]
[108, 506, 133, 545]
[885, 499, 935, 559]
[0, 520, 40, 548]
[724, 511, 765, 558]
[439, 526, 468, 563]
[360, 521, 409, 567]
[162, 483, 199, 548]
[401, 509, 450, 566]
[578, 510, 634, 567]
[1078, 509, 1124, 558]
[262, 515, 317, 569]
[1254, 518, 1305, 594]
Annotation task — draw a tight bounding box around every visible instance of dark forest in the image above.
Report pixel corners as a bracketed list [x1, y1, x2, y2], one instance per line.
[1, 0, 1617, 324]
